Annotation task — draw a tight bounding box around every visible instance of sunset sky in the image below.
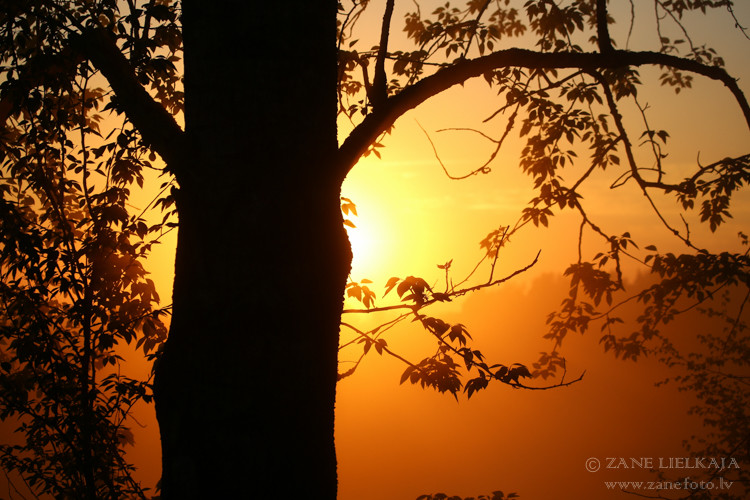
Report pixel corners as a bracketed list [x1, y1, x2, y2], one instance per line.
[332, 2, 750, 498]
[108, 2, 750, 499]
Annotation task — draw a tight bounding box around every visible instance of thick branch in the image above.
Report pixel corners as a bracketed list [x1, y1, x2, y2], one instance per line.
[596, 0, 614, 53]
[370, 0, 395, 109]
[337, 48, 750, 176]
[73, 28, 185, 169]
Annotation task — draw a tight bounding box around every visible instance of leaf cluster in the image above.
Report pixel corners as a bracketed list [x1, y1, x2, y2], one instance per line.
[341, 227, 574, 397]
[0, 1, 181, 496]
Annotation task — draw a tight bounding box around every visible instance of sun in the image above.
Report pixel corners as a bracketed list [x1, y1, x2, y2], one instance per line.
[344, 219, 386, 280]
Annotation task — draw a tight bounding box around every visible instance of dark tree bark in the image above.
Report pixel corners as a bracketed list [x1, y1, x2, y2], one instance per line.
[153, 1, 349, 498]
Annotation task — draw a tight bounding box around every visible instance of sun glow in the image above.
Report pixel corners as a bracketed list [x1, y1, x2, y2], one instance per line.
[344, 223, 380, 276]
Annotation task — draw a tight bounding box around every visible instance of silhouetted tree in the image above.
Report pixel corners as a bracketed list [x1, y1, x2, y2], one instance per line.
[0, 1, 174, 497]
[1, 1, 748, 499]
[651, 284, 750, 499]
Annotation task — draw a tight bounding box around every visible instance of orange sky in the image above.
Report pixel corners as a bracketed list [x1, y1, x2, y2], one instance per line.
[332, 2, 750, 498]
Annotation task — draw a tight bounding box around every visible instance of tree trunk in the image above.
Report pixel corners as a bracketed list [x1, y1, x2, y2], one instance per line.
[154, 2, 348, 498]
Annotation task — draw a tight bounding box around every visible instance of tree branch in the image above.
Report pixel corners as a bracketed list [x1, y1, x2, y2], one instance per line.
[417, 121, 490, 179]
[596, 0, 614, 53]
[337, 48, 750, 177]
[72, 28, 185, 170]
[463, 0, 492, 57]
[342, 250, 540, 315]
[370, 0, 395, 109]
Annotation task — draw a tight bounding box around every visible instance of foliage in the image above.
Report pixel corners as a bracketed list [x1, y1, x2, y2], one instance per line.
[0, 0, 179, 496]
[650, 282, 750, 499]
[340, 223, 562, 398]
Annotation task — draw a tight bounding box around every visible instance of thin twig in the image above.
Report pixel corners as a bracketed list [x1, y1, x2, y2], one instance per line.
[417, 120, 489, 179]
